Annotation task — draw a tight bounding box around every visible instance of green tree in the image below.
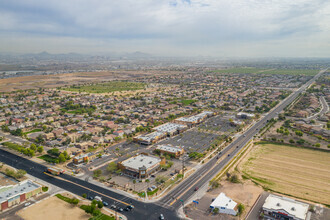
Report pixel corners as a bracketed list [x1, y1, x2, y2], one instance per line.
[82, 193, 87, 198]
[107, 162, 118, 173]
[58, 153, 67, 163]
[30, 144, 37, 151]
[93, 169, 102, 178]
[37, 146, 44, 153]
[97, 201, 104, 209]
[213, 207, 219, 214]
[295, 130, 303, 136]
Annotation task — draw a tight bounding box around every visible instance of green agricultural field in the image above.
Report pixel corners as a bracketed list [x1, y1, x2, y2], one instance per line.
[62, 81, 146, 93]
[211, 67, 319, 76]
[211, 67, 264, 74]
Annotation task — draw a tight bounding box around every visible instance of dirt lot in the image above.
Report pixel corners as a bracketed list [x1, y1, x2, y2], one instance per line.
[0, 70, 178, 92]
[185, 180, 262, 220]
[17, 196, 90, 220]
[240, 143, 330, 205]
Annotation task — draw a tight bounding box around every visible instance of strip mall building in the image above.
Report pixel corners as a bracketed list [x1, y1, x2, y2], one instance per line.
[0, 180, 42, 211]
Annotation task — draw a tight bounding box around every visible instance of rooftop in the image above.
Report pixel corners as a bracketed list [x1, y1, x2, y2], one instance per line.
[153, 122, 187, 133]
[0, 180, 41, 204]
[121, 154, 161, 171]
[156, 144, 183, 153]
[210, 192, 237, 210]
[262, 194, 309, 220]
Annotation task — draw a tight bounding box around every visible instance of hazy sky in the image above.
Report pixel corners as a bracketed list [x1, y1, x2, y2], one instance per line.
[0, 0, 330, 57]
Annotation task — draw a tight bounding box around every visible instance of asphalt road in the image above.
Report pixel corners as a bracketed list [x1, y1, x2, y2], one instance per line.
[158, 68, 328, 210]
[0, 68, 327, 220]
[0, 148, 179, 220]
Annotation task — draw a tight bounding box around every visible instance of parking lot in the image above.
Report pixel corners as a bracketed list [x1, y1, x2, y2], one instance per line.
[158, 130, 219, 153]
[199, 115, 239, 134]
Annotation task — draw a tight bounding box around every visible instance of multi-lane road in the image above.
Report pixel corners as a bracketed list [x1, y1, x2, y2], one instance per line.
[0, 68, 327, 220]
[158, 68, 327, 210]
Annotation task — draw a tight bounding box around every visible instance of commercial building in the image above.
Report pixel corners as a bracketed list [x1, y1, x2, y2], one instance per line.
[236, 112, 255, 119]
[0, 180, 42, 211]
[262, 194, 310, 220]
[210, 192, 238, 216]
[133, 131, 166, 145]
[175, 111, 215, 127]
[73, 152, 97, 164]
[117, 154, 166, 179]
[152, 123, 188, 136]
[156, 144, 184, 158]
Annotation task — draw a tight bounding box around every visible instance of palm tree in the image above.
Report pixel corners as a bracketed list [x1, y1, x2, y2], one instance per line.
[133, 179, 136, 191]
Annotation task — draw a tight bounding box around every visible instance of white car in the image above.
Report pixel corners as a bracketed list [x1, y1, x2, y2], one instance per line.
[25, 202, 31, 207]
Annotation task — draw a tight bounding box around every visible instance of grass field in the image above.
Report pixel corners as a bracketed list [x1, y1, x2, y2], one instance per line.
[24, 129, 42, 135]
[62, 81, 146, 93]
[241, 143, 330, 205]
[38, 154, 59, 163]
[211, 67, 319, 76]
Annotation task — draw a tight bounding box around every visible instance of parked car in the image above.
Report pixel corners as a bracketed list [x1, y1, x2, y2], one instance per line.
[117, 207, 124, 212]
[102, 201, 109, 206]
[194, 187, 199, 191]
[88, 196, 94, 200]
[111, 204, 116, 209]
[25, 202, 31, 207]
[159, 214, 165, 220]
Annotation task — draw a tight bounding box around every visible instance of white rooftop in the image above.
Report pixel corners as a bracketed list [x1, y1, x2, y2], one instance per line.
[122, 154, 161, 171]
[210, 192, 237, 210]
[176, 111, 214, 123]
[0, 180, 41, 204]
[153, 123, 187, 133]
[136, 131, 165, 142]
[156, 144, 182, 153]
[262, 194, 309, 220]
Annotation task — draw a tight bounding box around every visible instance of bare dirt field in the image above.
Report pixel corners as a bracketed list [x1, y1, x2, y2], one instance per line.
[17, 196, 90, 220]
[240, 143, 330, 205]
[185, 180, 262, 220]
[0, 70, 178, 92]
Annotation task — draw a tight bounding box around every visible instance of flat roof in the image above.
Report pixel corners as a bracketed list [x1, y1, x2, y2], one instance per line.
[121, 154, 161, 171]
[262, 194, 309, 220]
[0, 180, 41, 204]
[136, 131, 165, 142]
[156, 144, 182, 153]
[210, 192, 237, 210]
[153, 123, 187, 133]
[176, 111, 214, 123]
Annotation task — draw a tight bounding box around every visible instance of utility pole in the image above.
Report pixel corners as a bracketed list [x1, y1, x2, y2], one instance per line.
[182, 155, 185, 177]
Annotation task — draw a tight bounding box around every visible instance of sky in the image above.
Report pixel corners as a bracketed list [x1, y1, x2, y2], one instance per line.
[0, 0, 330, 57]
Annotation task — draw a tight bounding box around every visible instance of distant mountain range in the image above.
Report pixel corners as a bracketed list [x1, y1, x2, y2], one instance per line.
[0, 51, 153, 60]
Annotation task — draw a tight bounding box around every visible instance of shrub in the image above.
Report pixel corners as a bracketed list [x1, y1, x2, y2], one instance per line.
[42, 186, 49, 192]
[55, 194, 80, 205]
[238, 203, 245, 216]
[229, 174, 240, 183]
